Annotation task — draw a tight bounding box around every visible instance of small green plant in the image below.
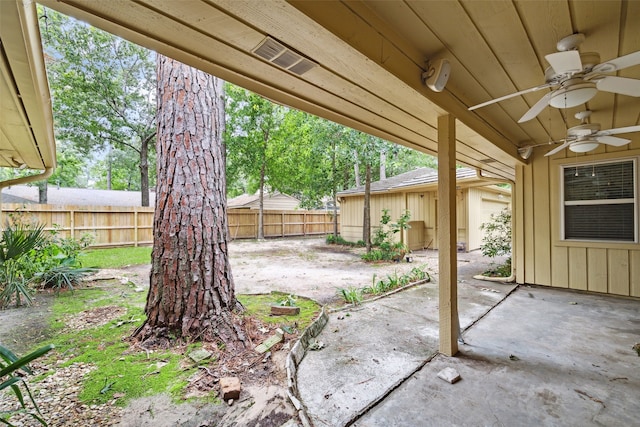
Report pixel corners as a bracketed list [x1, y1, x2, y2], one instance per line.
[325, 235, 364, 247]
[278, 294, 297, 307]
[0, 343, 54, 426]
[409, 265, 429, 281]
[361, 249, 385, 262]
[362, 265, 430, 297]
[337, 287, 362, 305]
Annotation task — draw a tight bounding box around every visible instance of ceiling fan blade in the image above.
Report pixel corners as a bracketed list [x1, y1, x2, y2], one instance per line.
[468, 83, 553, 111]
[518, 92, 553, 123]
[596, 76, 640, 96]
[545, 141, 571, 157]
[545, 51, 582, 74]
[599, 125, 640, 136]
[592, 51, 640, 73]
[596, 135, 631, 147]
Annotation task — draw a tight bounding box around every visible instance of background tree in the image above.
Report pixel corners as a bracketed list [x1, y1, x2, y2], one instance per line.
[90, 146, 155, 191]
[225, 84, 285, 239]
[48, 141, 87, 188]
[41, 7, 156, 205]
[134, 56, 244, 347]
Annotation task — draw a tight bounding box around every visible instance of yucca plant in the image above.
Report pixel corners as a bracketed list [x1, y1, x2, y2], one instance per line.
[0, 222, 47, 263]
[33, 258, 97, 293]
[0, 343, 54, 426]
[0, 221, 48, 308]
[0, 260, 33, 307]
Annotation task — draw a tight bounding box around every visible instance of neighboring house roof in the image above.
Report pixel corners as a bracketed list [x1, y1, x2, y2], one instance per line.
[227, 192, 300, 210]
[1, 185, 154, 207]
[338, 167, 487, 196]
[0, 192, 33, 204]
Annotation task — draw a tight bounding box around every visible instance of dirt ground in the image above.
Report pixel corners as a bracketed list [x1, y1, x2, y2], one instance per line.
[0, 236, 502, 426]
[101, 237, 496, 305]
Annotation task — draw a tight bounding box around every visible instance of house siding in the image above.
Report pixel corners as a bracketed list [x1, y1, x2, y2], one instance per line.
[340, 185, 510, 252]
[466, 187, 511, 252]
[516, 140, 640, 297]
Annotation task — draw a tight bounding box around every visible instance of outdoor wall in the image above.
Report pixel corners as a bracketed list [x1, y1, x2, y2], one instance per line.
[339, 193, 406, 243]
[466, 186, 511, 251]
[339, 188, 500, 251]
[515, 138, 640, 298]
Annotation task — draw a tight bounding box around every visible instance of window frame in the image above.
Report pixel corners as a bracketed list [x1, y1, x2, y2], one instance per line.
[560, 157, 638, 244]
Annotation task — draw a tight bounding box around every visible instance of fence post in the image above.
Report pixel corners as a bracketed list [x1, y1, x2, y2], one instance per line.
[134, 209, 139, 247]
[70, 209, 75, 240]
[281, 212, 285, 237]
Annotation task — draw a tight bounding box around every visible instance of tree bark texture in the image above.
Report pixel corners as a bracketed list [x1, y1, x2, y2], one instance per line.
[140, 136, 150, 207]
[135, 55, 244, 348]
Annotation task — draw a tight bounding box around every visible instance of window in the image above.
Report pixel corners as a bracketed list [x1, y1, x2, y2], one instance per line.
[562, 159, 637, 242]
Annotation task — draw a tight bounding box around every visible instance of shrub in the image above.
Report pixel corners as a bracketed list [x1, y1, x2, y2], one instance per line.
[0, 219, 48, 307]
[0, 215, 96, 307]
[363, 209, 411, 262]
[326, 234, 364, 247]
[480, 209, 512, 277]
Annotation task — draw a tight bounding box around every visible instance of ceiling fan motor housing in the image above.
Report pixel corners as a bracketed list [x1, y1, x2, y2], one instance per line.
[568, 123, 600, 137]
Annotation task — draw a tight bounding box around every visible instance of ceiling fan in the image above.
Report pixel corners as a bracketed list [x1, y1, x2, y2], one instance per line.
[469, 33, 640, 123]
[544, 111, 640, 156]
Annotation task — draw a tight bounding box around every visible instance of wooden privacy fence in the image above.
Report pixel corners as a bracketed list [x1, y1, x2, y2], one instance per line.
[0, 203, 338, 248]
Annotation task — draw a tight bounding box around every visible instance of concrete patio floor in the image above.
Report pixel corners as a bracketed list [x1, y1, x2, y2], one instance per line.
[296, 282, 640, 426]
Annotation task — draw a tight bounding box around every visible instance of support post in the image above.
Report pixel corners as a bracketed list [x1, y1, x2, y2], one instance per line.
[438, 114, 459, 356]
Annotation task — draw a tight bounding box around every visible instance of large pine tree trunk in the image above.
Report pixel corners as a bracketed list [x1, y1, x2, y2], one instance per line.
[134, 55, 245, 349]
[140, 136, 150, 207]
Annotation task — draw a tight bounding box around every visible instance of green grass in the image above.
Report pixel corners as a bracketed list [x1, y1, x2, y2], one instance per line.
[238, 292, 320, 329]
[80, 246, 152, 268]
[26, 286, 320, 408]
[36, 285, 195, 406]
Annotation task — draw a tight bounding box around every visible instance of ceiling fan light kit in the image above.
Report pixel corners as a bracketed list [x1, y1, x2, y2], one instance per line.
[568, 139, 600, 153]
[548, 81, 598, 108]
[468, 33, 640, 122]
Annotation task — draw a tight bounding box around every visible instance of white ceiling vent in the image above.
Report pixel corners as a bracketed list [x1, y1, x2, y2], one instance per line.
[252, 36, 317, 76]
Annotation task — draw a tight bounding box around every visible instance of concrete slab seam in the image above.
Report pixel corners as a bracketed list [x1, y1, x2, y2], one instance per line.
[461, 284, 520, 335]
[286, 306, 329, 427]
[343, 351, 439, 427]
